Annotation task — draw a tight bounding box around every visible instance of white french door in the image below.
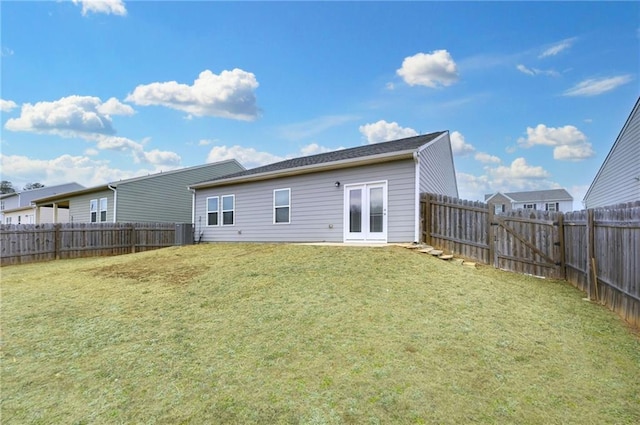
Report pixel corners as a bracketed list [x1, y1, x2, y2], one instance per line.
[344, 182, 387, 242]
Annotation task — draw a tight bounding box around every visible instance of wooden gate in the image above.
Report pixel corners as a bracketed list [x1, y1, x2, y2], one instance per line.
[489, 209, 564, 279]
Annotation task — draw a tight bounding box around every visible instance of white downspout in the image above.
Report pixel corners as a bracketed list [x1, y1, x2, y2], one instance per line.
[108, 184, 117, 223]
[413, 151, 421, 243]
[189, 187, 196, 225]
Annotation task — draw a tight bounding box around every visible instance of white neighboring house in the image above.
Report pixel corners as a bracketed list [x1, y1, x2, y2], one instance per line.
[485, 189, 574, 214]
[583, 96, 640, 209]
[0, 183, 85, 224]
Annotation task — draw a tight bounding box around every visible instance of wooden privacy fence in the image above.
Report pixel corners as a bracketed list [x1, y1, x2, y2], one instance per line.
[421, 194, 640, 327]
[0, 222, 181, 266]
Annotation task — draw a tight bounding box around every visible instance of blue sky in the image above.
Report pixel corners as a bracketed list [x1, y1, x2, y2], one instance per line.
[1, 1, 638, 208]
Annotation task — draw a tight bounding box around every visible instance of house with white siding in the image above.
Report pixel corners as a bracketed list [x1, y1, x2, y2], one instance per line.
[583, 96, 640, 209]
[1, 183, 84, 224]
[189, 131, 458, 243]
[31, 160, 244, 224]
[485, 189, 574, 214]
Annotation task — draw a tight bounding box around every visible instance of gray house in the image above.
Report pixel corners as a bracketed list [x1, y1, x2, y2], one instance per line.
[485, 189, 574, 214]
[32, 160, 244, 224]
[583, 96, 640, 209]
[189, 132, 458, 243]
[0, 182, 85, 224]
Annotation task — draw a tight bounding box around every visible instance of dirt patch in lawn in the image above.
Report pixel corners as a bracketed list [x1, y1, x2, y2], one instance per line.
[87, 257, 206, 285]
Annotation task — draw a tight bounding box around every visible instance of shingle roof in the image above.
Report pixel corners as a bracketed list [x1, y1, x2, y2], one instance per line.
[194, 131, 445, 186]
[486, 189, 573, 202]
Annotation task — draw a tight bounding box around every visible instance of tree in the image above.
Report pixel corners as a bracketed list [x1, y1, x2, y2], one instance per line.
[23, 182, 45, 191]
[0, 180, 16, 194]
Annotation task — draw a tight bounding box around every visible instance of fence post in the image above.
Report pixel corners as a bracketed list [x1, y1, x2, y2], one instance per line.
[586, 209, 595, 300]
[557, 213, 566, 280]
[488, 205, 495, 268]
[424, 194, 432, 245]
[54, 223, 61, 260]
[130, 224, 136, 254]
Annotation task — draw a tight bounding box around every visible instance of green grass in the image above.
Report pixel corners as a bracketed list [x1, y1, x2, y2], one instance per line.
[1, 243, 639, 424]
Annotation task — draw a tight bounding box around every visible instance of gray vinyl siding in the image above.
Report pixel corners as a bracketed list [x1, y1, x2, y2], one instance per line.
[115, 161, 243, 223]
[418, 133, 459, 197]
[194, 159, 417, 243]
[584, 102, 640, 208]
[68, 190, 114, 223]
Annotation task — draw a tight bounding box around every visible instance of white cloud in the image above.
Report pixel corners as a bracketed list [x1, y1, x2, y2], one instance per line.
[126, 69, 260, 121]
[278, 115, 359, 141]
[0, 153, 144, 189]
[518, 124, 594, 161]
[4, 95, 133, 137]
[474, 152, 501, 164]
[489, 157, 550, 181]
[359, 120, 418, 144]
[137, 149, 181, 167]
[449, 131, 475, 156]
[198, 139, 213, 146]
[207, 145, 284, 169]
[1, 99, 18, 112]
[300, 143, 339, 156]
[72, 0, 127, 16]
[97, 97, 135, 116]
[516, 64, 559, 77]
[396, 50, 459, 88]
[539, 38, 576, 58]
[563, 75, 633, 97]
[1, 47, 14, 57]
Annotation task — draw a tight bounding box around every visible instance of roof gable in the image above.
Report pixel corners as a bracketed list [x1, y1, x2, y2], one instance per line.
[191, 132, 446, 188]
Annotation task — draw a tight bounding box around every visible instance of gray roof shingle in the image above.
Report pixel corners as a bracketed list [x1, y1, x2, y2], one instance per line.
[196, 131, 445, 185]
[486, 189, 573, 202]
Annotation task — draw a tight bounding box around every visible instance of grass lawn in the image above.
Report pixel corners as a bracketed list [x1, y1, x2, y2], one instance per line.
[1, 243, 639, 424]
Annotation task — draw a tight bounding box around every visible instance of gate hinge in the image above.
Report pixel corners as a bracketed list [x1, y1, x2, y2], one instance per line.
[554, 242, 561, 247]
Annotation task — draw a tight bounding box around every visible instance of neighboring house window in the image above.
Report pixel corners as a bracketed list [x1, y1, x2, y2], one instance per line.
[274, 188, 291, 224]
[90, 199, 98, 222]
[494, 204, 505, 214]
[5, 217, 11, 224]
[0, 201, 4, 211]
[18, 215, 21, 224]
[545, 202, 559, 212]
[222, 195, 234, 225]
[100, 198, 108, 222]
[523, 204, 537, 210]
[207, 197, 219, 226]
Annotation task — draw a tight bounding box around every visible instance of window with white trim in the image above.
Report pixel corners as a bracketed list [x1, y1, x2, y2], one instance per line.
[523, 204, 537, 210]
[274, 188, 290, 224]
[0, 201, 4, 211]
[494, 204, 505, 214]
[5, 217, 11, 224]
[206, 196, 219, 226]
[100, 198, 107, 222]
[90, 199, 98, 222]
[222, 195, 234, 225]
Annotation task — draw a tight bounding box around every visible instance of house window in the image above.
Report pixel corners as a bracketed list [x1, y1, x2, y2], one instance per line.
[0, 201, 4, 211]
[5, 217, 11, 224]
[100, 198, 108, 222]
[494, 204, 505, 214]
[274, 188, 291, 224]
[18, 215, 21, 224]
[523, 204, 537, 210]
[206, 196, 219, 226]
[545, 202, 559, 212]
[90, 199, 98, 222]
[222, 195, 234, 225]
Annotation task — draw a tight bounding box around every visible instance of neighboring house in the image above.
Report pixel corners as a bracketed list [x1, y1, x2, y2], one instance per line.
[485, 189, 574, 214]
[32, 160, 244, 224]
[1, 183, 85, 224]
[189, 132, 458, 243]
[583, 96, 640, 209]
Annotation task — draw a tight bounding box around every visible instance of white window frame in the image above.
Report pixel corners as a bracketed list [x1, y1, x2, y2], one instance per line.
[221, 195, 235, 226]
[99, 197, 108, 222]
[206, 196, 219, 226]
[523, 204, 537, 210]
[273, 188, 291, 224]
[90, 199, 98, 223]
[5, 217, 11, 224]
[545, 202, 558, 212]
